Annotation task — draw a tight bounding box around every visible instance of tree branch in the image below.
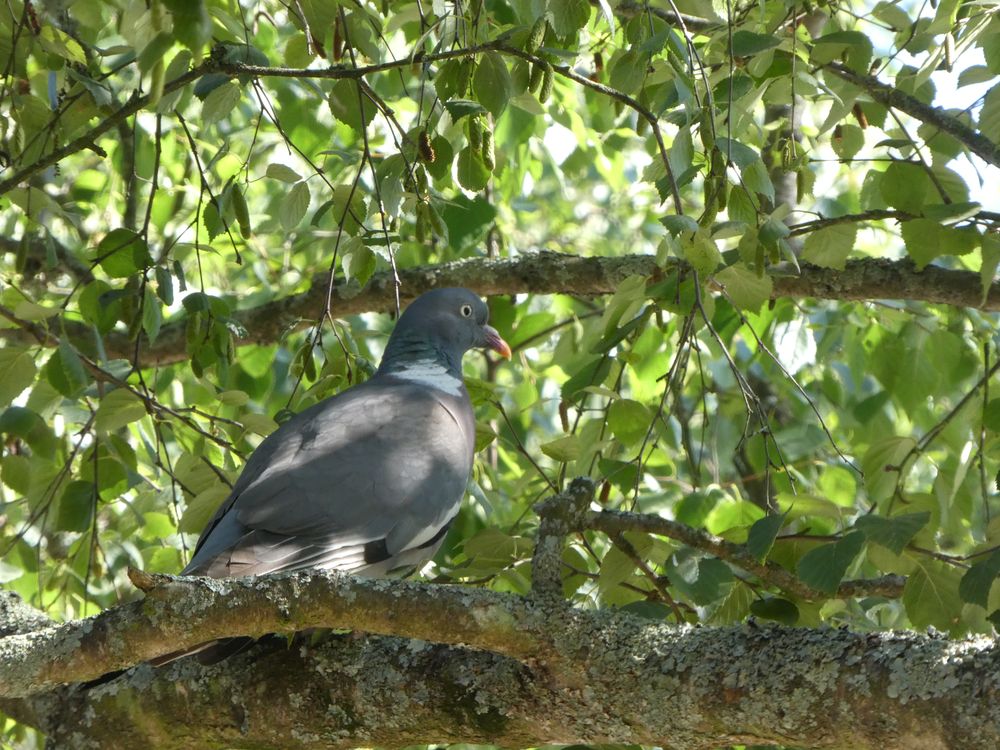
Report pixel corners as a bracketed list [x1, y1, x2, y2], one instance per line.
[824, 62, 1000, 169]
[531, 477, 596, 599]
[0, 570, 543, 699]
[2, 253, 996, 367]
[2, 581, 999, 749]
[581, 509, 905, 600]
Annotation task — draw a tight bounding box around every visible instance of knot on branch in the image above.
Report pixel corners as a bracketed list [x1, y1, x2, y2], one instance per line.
[127, 567, 173, 593]
[531, 477, 596, 600]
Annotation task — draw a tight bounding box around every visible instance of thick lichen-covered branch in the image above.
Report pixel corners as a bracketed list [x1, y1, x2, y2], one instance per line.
[2, 588, 1000, 750]
[0, 570, 543, 699]
[2, 253, 997, 367]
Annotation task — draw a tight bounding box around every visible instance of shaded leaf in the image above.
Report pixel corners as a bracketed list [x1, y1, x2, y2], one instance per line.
[959, 550, 1000, 608]
[796, 531, 865, 595]
[279, 181, 311, 230]
[802, 224, 857, 270]
[747, 514, 785, 562]
[473, 51, 513, 118]
[716, 262, 773, 312]
[855, 511, 930, 555]
[95, 389, 147, 433]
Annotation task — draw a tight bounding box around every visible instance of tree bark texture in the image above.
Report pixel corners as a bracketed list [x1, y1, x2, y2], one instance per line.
[1, 572, 999, 750]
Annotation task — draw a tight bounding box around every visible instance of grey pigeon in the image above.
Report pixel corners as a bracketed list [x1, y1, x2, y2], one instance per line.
[156, 288, 509, 663]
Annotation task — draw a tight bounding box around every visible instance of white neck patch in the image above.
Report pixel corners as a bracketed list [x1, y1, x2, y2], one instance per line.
[393, 359, 464, 396]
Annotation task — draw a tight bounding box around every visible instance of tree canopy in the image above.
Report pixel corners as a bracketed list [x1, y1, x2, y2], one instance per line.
[1, 0, 1000, 747]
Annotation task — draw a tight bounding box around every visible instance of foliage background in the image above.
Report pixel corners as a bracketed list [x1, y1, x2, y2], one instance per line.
[1, 0, 999, 745]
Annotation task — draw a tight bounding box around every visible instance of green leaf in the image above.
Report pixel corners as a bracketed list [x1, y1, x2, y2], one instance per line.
[45, 340, 89, 397]
[342, 244, 377, 286]
[880, 162, 929, 213]
[854, 511, 930, 554]
[56, 481, 96, 532]
[473, 51, 513, 118]
[443, 99, 488, 121]
[747, 514, 785, 562]
[319, 185, 367, 234]
[150, 268, 173, 309]
[609, 48, 645, 95]
[682, 558, 735, 605]
[607, 399, 651, 446]
[549, 0, 591, 36]
[796, 531, 865, 595]
[38, 25, 86, 64]
[715, 262, 773, 312]
[984, 398, 1000, 432]
[901, 218, 943, 270]
[425, 135, 455, 181]
[179, 485, 230, 534]
[979, 83, 1000, 142]
[811, 30, 872, 72]
[0, 349, 36, 407]
[862, 436, 915, 502]
[279, 181, 311, 230]
[683, 233, 722, 275]
[750, 597, 799, 625]
[922, 201, 982, 224]
[598, 544, 637, 597]
[0, 407, 56, 455]
[201, 80, 242, 124]
[137, 31, 174, 74]
[731, 31, 782, 57]
[598, 458, 639, 495]
[727, 187, 757, 224]
[462, 528, 532, 573]
[95, 389, 147, 433]
[328, 79, 375, 133]
[903, 560, 963, 631]
[266, 163, 302, 183]
[12, 300, 59, 321]
[660, 214, 699, 236]
[142, 286, 163, 344]
[801, 223, 857, 270]
[456, 146, 491, 191]
[540, 435, 582, 462]
[95, 229, 151, 278]
[959, 550, 1000, 608]
[284, 32, 314, 67]
[161, 0, 210, 52]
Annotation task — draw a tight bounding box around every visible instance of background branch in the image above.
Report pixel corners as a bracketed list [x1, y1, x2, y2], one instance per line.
[581, 509, 906, 600]
[824, 62, 1000, 169]
[1, 253, 995, 366]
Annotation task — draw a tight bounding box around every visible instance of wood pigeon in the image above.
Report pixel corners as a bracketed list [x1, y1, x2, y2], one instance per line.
[156, 288, 509, 664]
[185, 288, 510, 578]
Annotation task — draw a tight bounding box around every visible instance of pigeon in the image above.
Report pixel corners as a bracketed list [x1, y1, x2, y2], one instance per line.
[156, 288, 510, 664]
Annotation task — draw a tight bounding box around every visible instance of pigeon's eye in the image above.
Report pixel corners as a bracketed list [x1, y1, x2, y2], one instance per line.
[460, 304, 473, 318]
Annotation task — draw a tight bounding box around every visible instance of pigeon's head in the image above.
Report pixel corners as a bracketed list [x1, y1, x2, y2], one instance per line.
[381, 288, 511, 373]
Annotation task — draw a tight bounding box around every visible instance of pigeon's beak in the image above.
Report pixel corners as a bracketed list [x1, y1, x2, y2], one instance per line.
[482, 325, 512, 360]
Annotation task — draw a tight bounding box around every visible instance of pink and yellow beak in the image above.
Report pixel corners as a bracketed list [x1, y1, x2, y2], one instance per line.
[483, 325, 512, 360]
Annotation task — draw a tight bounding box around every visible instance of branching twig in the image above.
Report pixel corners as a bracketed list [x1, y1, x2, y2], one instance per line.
[825, 61, 1000, 169]
[580, 508, 906, 600]
[532, 477, 596, 599]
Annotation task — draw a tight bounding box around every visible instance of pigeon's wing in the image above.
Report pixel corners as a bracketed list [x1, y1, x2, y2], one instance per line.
[182, 381, 475, 578]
